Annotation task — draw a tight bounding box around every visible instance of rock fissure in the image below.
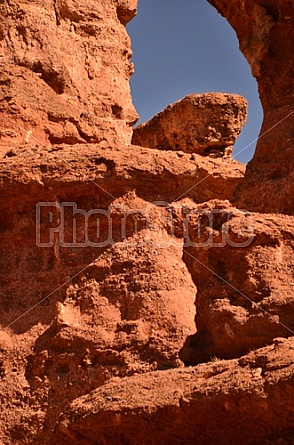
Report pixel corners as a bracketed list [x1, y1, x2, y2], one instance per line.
[53, 0, 61, 27]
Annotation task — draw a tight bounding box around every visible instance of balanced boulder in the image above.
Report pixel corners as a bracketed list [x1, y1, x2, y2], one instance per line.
[132, 93, 247, 157]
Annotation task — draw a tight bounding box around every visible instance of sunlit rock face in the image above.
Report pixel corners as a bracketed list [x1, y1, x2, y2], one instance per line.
[132, 93, 248, 158]
[0, 0, 138, 154]
[208, 0, 294, 214]
[1, 0, 294, 444]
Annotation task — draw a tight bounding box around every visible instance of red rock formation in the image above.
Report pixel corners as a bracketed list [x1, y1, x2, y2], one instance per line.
[181, 200, 294, 365]
[0, 145, 244, 443]
[208, 0, 294, 214]
[0, 0, 138, 155]
[132, 93, 248, 157]
[0, 0, 294, 444]
[53, 338, 294, 445]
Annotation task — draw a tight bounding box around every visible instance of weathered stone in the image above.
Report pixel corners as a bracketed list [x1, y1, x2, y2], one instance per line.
[132, 93, 248, 157]
[0, 0, 138, 150]
[181, 200, 294, 365]
[0, 0, 294, 443]
[0, 144, 245, 444]
[208, 1, 294, 213]
[52, 338, 294, 445]
[115, 0, 138, 25]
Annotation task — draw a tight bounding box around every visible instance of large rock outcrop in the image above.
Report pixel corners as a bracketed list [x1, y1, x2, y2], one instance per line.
[53, 338, 294, 445]
[0, 0, 138, 155]
[132, 93, 248, 157]
[0, 0, 294, 444]
[180, 200, 294, 365]
[0, 142, 245, 444]
[208, 0, 294, 214]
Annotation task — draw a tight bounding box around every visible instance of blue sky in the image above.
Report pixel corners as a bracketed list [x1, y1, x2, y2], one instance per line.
[127, 0, 263, 164]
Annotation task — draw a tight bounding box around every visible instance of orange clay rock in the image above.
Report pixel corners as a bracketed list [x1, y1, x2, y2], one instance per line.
[180, 200, 294, 365]
[115, 0, 139, 25]
[21, 225, 196, 442]
[132, 93, 248, 157]
[1, 0, 294, 444]
[0, 0, 138, 154]
[53, 338, 294, 445]
[208, 0, 294, 214]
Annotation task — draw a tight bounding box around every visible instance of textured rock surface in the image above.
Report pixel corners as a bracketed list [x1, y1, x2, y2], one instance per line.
[53, 338, 294, 445]
[181, 200, 294, 365]
[0, 0, 294, 444]
[132, 93, 248, 157]
[115, 0, 138, 25]
[21, 226, 196, 442]
[208, 0, 294, 214]
[0, 0, 138, 154]
[0, 144, 244, 444]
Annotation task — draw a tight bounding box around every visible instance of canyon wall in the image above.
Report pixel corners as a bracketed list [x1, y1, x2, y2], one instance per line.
[0, 0, 138, 155]
[208, 0, 294, 214]
[0, 0, 293, 444]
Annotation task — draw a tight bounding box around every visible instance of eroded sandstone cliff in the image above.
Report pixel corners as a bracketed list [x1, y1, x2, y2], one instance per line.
[0, 0, 138, 155]
[0, 0, 294, 444]
[53, 338, 294, 445]
[208, 0, 294, 214]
